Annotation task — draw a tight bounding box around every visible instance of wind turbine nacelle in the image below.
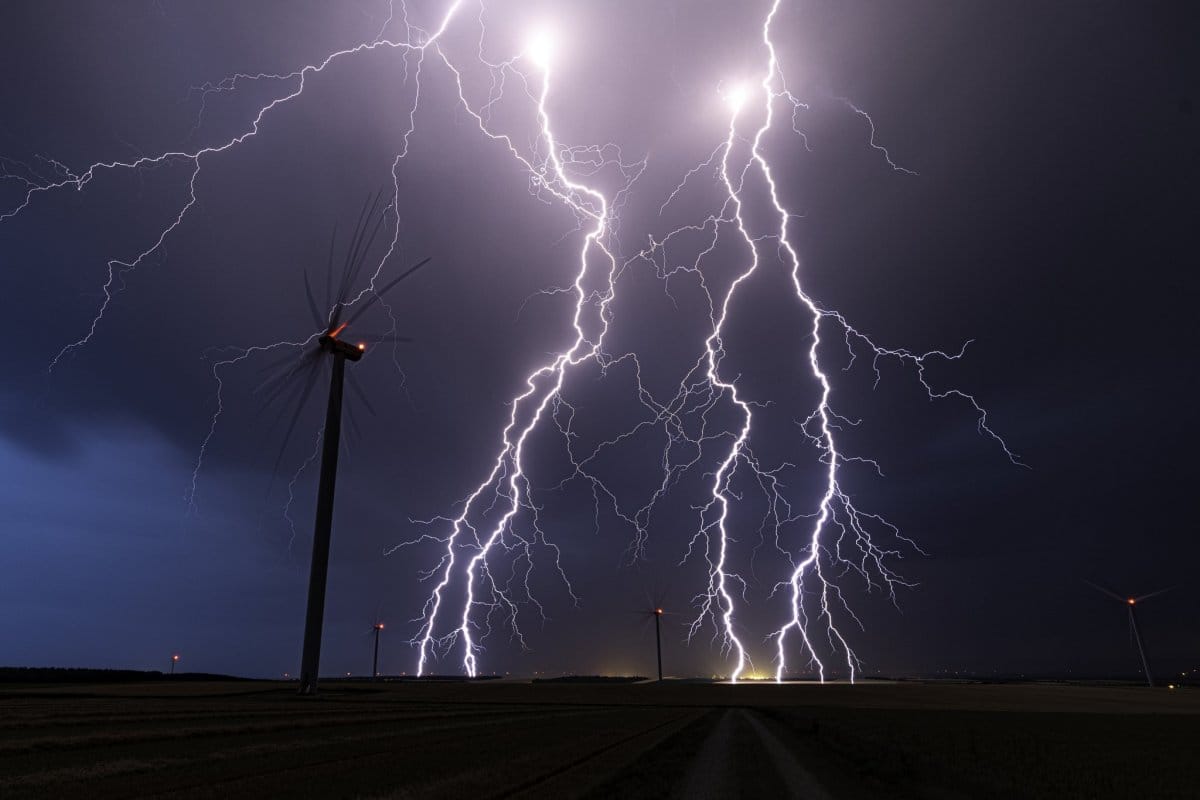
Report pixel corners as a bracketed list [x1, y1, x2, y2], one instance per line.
[320, 334, 365, 361]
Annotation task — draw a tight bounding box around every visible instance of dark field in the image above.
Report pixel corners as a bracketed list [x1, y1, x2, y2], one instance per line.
[1, 680, 1196, 799]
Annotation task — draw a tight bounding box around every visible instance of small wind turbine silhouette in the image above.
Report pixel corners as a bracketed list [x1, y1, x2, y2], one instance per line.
[259, 193, 434, 696]
[1086, 580, 1171, 687]
[630, 586, 676, 681]
[372, 622, 385, 681]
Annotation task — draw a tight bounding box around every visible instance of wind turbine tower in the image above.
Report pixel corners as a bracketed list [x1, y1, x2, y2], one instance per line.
[256, 195, 433, 696]
[372, 623, 384, 680]
[653, 608, 663, 682]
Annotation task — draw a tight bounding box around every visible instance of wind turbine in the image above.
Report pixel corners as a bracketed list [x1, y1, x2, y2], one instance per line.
[651, 607, 664, 681]
[372, 622, 385, 681]
[258, 193, 434, 696]
[1086, 580, 1171, 687]
[630, 586, 676, 682]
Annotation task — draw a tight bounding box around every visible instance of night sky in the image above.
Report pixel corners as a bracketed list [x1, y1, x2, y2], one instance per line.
[1, 1, 1195, 682]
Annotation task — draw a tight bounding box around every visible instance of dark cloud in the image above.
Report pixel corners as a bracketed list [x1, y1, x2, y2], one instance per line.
[0, 1, 1195, 679]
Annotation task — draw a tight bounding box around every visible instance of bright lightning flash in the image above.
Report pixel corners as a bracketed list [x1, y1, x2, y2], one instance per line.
[723, 83, 749, 113]
[2, 1, 1021, 683]
[524, 26, 558, 70]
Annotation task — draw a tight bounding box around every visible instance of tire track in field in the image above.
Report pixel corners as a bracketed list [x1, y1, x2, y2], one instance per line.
[681, 709, 832, 799]
[494, 711, 699, 799]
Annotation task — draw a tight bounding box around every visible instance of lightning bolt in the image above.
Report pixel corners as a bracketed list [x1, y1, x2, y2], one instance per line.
[4, 1, 1022, 682]
[700, 0, 1020, 682]
[401, 24, 643, 678]
[604, 0, 1021, 682]
[6, 3, 463, 373]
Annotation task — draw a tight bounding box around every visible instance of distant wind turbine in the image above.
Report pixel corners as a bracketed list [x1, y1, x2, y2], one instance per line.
[1086, 580, 1171, 687]
[630, 586, 677, 681]
[372, 622, 385, 681]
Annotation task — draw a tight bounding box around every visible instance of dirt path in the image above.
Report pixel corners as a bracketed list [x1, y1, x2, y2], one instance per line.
[680, 709, 832, 799]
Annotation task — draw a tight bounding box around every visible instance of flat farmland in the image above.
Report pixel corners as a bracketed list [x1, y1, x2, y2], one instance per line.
[1, 680, 1196, 799]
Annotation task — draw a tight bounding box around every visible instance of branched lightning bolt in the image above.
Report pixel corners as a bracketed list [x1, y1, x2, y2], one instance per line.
[605, 0, 1020, 682]
[6, 4, 464, 373]
[4, 0, 1022, 682]
[400, 32, 639, 678]
[700, 0, 1017, 682]
[284, 428, 324, 551]
[839, 97, 918, 176]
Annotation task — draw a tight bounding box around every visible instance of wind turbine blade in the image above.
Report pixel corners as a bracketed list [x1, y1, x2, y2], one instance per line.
[266, 361, 323, 484]
[343, 257, 433, 328]
[344, 199, 389, 295]
[255, 351, 319, 410]
[1084, 580, 1126, 602]
[345, 370, 377, 417]
[324, 223, 339, 313]
[1135, 586, 1172, 603]
[334, 191, 385, 317]
[652, 580, 674, 612]
[256, 370, 305, 411]
[359, 335, 414, 349]
[303, 269, 324, 329]
[256, 347, 313, 377]
[345, 399, 363, 443]
[330, 195, 375, 326]
[350, 333, 415, 344]
[276, 360, 322, 439]
[344, 193, 376, 274]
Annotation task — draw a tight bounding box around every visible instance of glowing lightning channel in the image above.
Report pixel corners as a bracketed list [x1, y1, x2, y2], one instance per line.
[730, 0, 1017, 681]
[3, 1, 1023, 683]
[839, 97, 918, 176]
[623, 0, 1019, 683]
[408, 0, 1018, 681]
[671, 82, 764, 682]
[5, 3, 466, 374]
[405, 25, 638, 677]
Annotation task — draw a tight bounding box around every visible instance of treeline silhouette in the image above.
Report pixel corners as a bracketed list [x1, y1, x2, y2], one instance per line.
[0, 667, 247, 683]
